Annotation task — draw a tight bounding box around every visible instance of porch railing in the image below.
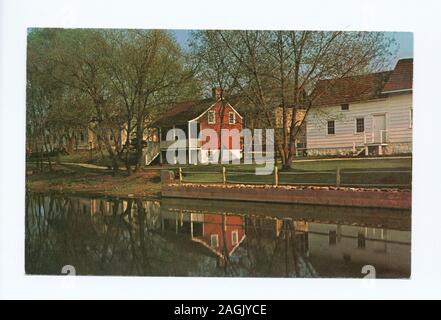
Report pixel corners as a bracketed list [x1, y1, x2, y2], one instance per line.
[364, 130, 388, 144]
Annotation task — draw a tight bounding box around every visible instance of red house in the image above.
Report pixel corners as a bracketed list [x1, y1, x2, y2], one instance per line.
[160, 209, 246, 265]
[153, 88, 243, 164]
[191, 213, 246, 262]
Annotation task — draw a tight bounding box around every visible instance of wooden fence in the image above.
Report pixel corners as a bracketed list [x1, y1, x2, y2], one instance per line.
[178, 167, 412, 189]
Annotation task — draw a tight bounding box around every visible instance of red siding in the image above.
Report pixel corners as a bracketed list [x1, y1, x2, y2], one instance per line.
[199, 101, 243, 150]
[196, 214, 245, 257]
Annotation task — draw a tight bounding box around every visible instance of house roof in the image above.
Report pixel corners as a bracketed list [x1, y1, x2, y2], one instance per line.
[152, 96, 243, 127]
[382, 58, 413, 93]
[311, 58, 413, 107]
[153, 98, 215, 127]
[311, 71, 392, 107]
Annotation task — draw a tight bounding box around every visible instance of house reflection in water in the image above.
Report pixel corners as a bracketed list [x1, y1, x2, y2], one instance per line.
[161, 210, 246, 267]
[243, 214, 410, 278]
[243, 216, 315, 277]
[307, 223, 411, 278]
[25, 193, 411, 278]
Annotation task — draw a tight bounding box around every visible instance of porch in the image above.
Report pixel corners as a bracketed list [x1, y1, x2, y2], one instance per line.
[362, 129, 388, 156]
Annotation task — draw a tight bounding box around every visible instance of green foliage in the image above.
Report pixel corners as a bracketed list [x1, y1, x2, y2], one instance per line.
[26, 28, 203, 170]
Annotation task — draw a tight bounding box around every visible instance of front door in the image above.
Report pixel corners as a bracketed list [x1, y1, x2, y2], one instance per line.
[373, 114, 386, 143]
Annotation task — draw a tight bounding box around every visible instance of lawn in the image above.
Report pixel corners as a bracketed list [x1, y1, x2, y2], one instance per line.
[26, 162, 162, 197]
[30, 149, 116, 168]
[28, 152, 412, 189]
[290, 158, 411, 171]
[178, 157, 412, 188]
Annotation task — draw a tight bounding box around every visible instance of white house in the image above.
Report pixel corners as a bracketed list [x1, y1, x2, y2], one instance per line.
[305, 58, 413, 156]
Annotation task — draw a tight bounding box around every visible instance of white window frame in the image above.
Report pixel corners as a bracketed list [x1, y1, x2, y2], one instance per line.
[210, 234, 219, 248]
[231, 230, 239, 245]
[208, 111, 216, 124]
[228, 111, 236, 124]
[327, 120, 335, 135]
[355, 117, 365, 134]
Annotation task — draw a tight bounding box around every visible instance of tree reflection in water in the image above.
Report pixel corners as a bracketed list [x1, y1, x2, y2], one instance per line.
[25, 192, 411, 278]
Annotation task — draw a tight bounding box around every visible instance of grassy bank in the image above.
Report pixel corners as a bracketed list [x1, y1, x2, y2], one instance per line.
[26, 157, 412, 197]
[177, 157, 412, 188]
[26, 163, 161, 198]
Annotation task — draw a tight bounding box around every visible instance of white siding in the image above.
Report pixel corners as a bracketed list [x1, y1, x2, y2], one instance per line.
[306, 93, 412, 152]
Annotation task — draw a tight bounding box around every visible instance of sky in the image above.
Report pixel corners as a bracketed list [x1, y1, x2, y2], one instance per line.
[171, 30, 413, 66]
[389, 32, 413, 59]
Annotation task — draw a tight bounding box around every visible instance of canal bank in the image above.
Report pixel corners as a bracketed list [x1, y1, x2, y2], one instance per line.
[25, 162, 411, 209]
[161, 197, 411, 230]
[162, 183, 411, 210]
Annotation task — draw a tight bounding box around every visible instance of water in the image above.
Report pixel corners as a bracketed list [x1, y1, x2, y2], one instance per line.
[25, 192, 411, 278]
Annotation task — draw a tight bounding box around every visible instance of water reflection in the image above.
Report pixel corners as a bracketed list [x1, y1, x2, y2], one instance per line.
[25, 193, 411, 278]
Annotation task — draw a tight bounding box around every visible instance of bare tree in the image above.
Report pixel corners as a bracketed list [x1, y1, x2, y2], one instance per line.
[27, 29, 199, 174]
[191, 30, 395, 168]
[32, 29, 125, 173]
[104, 30, 197, 171]
[27, 30, 92, 170]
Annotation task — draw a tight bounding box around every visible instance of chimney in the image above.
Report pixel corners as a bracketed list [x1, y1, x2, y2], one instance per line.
[212, 87, 223, 100]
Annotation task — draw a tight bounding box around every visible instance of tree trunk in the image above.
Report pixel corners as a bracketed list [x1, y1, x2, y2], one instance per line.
[285, 128, 297, 168]
[281, 162, 291, 171]
[42, 134, 53, 172]
[100, 132, 119, 176]
[111, 156, 119, 175]
[285, 107, 298, 169]
[67, 134, 74, 153]
[134, 121, 144, 171]
[126, 161, 132, 175]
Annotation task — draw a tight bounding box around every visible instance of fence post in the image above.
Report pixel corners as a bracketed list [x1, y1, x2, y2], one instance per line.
[179, 167, 183, 184]
[222, 166, 226, 185]
[336, 167, 341, 187]
[274, 166, 279, 187]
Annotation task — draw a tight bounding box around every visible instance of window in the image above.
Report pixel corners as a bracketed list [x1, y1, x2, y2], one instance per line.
[192, 222, 203, 237]
[357, 233, 366, 249]
[231, 230, 239, 245]
[341, 104, 349, 111]
[356, 118, 365, 133]
[409, 108, 413, 129]
[329, 230, 337, 245]
[297, 233, 309, 255]
[327, 120, 335, 135]
[229, 112, 236, 124]
[208, 111, 216, 124]
[80, 132, 85, 142]
[210, 234, 219, 248]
